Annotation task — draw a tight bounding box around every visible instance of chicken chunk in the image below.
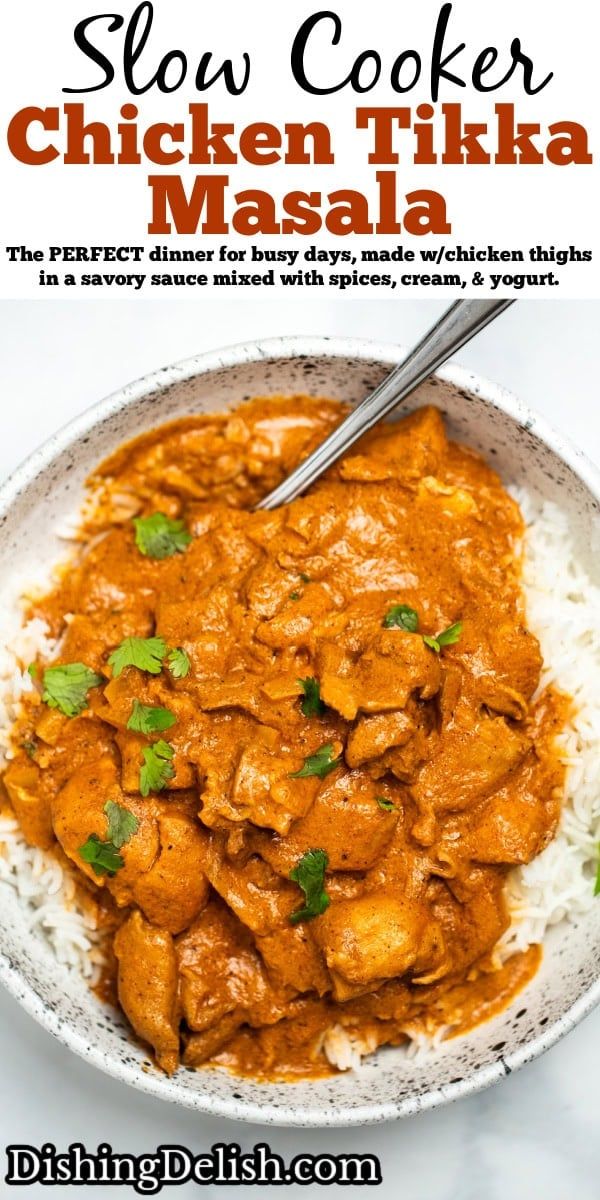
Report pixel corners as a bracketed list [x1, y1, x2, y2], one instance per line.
[255, 584, 334, 651]
[243, 560, 304, 620]
[132, 809, 210, 934]
[432, 867, 509, 977]
[319, 632, 441, 722]
[182, 1014, 245, 1066]
[193, 710, 257, 830]
[456, 619, 542, 712]
[114, 910, 180, 1073]
[116, 729, 195, 793]
[51, 759, 209, 931]
[60, 610, 153, 673]
[488, 622, 543, 702]
[196, 720, 321, 834]
[176, 898, 293, 1034]
[255, 925, 330, 996]
[69, 527, 158, 622]
[3, 760, 54, 849]
[462, 748, 562, 866]
[345, 710, 415, 768]
[413, 716, 531, 815]
[314, 892, 446, 999]
[34, 707, 71, 747]
[229, 736, 320, 835]
[251, 768, 399, 874]
[50, 757, 159, 893]
[99, 670, 198, 733]
[202, 835, 298, 935]
[193, 672, 298, 738]
[155, 579, 252, 679]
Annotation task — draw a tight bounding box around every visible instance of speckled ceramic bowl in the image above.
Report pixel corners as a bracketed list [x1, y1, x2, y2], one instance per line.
[1, 336, 599, 1127]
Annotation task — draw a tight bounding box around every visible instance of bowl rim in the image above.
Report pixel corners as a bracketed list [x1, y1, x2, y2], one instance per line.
[1, 332, 600, 1128]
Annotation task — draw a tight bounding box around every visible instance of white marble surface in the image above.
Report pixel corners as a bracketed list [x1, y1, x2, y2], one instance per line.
[0, 298, 599, 1199]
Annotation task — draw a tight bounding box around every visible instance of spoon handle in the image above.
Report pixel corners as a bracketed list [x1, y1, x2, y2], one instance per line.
[256, 298, 515, 511]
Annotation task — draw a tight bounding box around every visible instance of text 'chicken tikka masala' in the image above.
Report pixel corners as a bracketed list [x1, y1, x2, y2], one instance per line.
[2, 399, 567, 1080]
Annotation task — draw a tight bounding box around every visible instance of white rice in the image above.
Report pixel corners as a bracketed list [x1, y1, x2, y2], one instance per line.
[1, 492, 599, 1067]
[0, 814, 105, 979]
[497, 489, 600, 956]
[0, 575, 55, 756]
[322, 1024, 380, 1072]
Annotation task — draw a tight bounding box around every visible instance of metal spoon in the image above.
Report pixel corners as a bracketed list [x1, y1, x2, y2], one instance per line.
[256, 298, 515, 510]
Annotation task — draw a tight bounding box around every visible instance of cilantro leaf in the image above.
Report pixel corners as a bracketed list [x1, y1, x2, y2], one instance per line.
[289, 848, 330, 924]
[423, 634, 441, 652]
[139, 739, 175, 796]
[298, 573, 311, 583]
[289, 591, 301, 601]
[376, 795, 396, 812]
[289, 743, 341, 779]
[104, 800, 139, 849]
[78, 834, 124, 878]
[42, 662, 103, 718]
[437, 621, 463, 647]
[298, 677, 324, 718]
[424, 621, 463, 654]
[108, 636, 167, 677]
[22, 740, 37, 759]
[382, 604, 419, 632]
[127, 699, 176, 735]
[133, 512, 192, 560]
[167, 646, 191, 679]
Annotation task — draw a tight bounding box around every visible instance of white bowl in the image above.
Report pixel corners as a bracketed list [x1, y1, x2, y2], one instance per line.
[1, 336, 599, 1127]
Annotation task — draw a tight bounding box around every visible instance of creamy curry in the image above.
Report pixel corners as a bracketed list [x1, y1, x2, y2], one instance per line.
[2, 398, 567, 1080]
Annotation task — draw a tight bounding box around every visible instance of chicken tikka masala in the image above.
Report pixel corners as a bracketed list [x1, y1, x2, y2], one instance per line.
[2, 398, 567, 1080]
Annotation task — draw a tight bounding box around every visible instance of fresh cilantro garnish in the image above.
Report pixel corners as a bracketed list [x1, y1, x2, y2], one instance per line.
[27, 663, 38, 678]
[108, 636, 168, 677]
[139, 739, 175, 796]
[42, 663, 103, 718]
[297, 677, 324, 718]
[289, 848, 330, 924]
[78, 799, 139, 877]
[382, 604, 419, 632]
[22, 739, 37, 759]
[79, 834, 124, 877]
[127, 700, 176, 735]
[438, 621, 463, 646]
[133, 512, 192, 560]
[289, 743, 341, 779]
[108, 638, 190, 680]
[298, 573, 311, 583]
[167, 646, 191, 679]
[376, 795, 395, 811]
[423, 621, 463, 654]
[104, 799, 139, 849]
[289, 591, 301, 601]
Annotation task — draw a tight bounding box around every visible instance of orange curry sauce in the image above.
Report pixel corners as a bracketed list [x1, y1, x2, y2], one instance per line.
[2, 399, 567, 1081]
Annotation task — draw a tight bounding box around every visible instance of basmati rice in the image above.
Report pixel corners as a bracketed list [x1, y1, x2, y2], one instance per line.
[497, 490, 600, 958]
